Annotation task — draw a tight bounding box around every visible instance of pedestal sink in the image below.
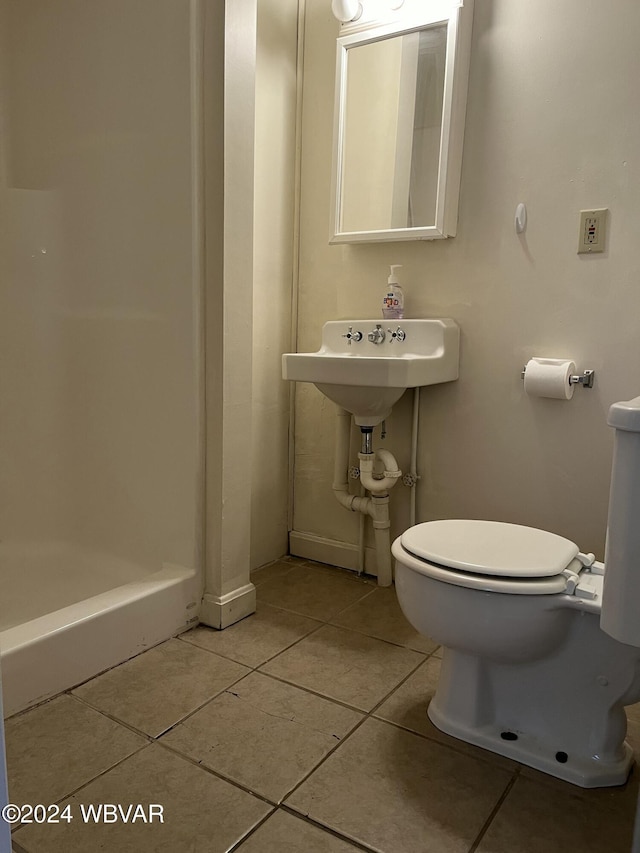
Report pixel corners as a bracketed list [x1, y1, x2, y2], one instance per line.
[282, 319, 460, 426]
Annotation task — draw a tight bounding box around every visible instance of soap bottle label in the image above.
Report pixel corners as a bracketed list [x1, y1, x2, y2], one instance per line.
[382, 290, 403, 319]
[382, 290, 404, 320]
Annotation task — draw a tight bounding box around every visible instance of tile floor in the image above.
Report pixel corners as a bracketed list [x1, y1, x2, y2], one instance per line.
[6, 557, 640, 853]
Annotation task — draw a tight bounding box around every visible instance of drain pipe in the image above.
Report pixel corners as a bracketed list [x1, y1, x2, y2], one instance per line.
[332, 410, 401, 587]
[358, 434, 401, 587]
[332, 409, 369, 515]
[359, 447, 402, 495]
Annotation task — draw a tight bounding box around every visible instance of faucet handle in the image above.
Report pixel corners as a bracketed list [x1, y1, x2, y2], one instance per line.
[341, 326, 363, 345]
[387, 326, 406, 342]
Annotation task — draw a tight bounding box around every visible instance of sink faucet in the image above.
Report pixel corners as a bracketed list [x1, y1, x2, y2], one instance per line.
[367, 324, 386, 344]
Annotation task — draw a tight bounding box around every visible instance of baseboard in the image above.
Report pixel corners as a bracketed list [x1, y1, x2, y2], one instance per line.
[289, 530, 379, 577]
[200, 583, 256, 630]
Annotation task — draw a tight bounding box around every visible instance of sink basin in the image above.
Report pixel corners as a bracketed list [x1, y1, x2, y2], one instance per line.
[282, 319, 460, 426]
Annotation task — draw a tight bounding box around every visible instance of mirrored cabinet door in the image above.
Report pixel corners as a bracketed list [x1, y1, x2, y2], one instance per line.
[330, 0, 474, 244]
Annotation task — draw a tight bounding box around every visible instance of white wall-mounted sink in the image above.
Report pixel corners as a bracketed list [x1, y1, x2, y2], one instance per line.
[282, 319, 460, 426]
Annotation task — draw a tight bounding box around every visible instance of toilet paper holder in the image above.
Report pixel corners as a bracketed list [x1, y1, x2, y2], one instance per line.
[521, 367, 595, 388]
[569, 369, 595, 388]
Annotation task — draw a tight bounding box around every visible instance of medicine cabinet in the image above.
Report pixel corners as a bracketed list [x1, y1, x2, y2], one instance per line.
[330, 0, 474, 243]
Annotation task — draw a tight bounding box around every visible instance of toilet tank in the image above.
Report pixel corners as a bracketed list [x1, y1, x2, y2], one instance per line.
[601, 395, 640, 647]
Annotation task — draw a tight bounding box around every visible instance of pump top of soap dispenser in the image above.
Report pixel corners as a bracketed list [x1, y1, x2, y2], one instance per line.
[388, 265, 402, 284]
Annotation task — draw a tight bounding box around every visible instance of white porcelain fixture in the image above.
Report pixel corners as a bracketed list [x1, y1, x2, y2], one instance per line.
[282, 319, 459, 426]
[392, 396, 640, 788]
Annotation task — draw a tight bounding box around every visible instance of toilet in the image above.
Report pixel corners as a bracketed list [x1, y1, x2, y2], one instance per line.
[392, 396, 640, 788]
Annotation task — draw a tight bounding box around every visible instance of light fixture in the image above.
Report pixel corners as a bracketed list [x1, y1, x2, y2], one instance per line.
[331, 0, 363, 23]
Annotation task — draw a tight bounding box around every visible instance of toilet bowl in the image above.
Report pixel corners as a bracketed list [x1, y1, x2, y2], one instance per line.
[392, 396, 640, 788]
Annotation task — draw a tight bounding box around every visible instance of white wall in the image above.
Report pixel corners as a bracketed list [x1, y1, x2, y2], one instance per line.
[0, 0, 199, 572]
[341, 36, 404, 232]
[292, 0, 640, 563]
[251, 0, 299, 568]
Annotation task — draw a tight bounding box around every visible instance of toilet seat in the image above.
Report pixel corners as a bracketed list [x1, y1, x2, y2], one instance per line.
[396, 520, 582, 595]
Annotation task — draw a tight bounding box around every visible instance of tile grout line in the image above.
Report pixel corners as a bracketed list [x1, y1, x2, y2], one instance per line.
[366, 652, 434, 717]
[225, 808, 278, 853]
[266, 633, 522, 846]
[254, 563, 377, 616]
[154, 738, 280, 809]
[270, 647, 501, 809]
[258, 620, 431, 670]
[70, 667, 252, 741]
[271, 652, 439, 813]
[368, 712, 520, 774]
[279, 804, 381, 853]
[177, 609, 328, 670]
[467, 768, 521, 853]
[68, 692, 158, 743]
[277, 713, 373, 807]
[246, 669, 370, 715]
[11, 743, 155, 837]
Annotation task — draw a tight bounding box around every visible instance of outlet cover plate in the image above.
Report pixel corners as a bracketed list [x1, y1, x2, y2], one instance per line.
[578, 208, 608, 254]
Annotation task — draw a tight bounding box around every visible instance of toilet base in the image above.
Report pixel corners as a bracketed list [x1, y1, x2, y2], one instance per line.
[428, 699, 634, 788]
[428, 607, 640, 789]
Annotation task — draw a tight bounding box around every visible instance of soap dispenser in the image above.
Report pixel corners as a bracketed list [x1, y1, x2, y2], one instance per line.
[382, 265, 404, 320]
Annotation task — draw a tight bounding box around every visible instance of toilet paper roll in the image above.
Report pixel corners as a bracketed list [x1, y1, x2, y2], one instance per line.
[523, 358, 575, 400]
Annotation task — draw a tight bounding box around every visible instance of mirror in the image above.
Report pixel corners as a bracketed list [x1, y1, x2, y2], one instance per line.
[330, 1, 474, 244]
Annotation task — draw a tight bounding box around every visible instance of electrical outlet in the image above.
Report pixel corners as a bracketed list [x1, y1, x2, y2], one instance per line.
[577, 208, 608, 254]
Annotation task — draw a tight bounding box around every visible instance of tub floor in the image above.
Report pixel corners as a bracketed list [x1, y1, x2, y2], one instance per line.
[7, 556, 640, 853]
[0, 541, 155, 631]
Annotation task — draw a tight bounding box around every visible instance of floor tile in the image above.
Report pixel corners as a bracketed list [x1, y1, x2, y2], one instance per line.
[250, 559, 299, 587]
[14, 744, 272, 853]
[236, 809, 363, 852]
[73, 638, 249, 736]
[626, 701, 640, 755]
[256, 565, 372, 621]
[330, 586, 439, 653]
[180, 603, 321, 668]
[162, 671, 362, 803]
[374, 657, 517, 771]
[261, 624, 424, 711]
[476, 772, 638, 853]
[6, 695, 145, 808]
[520, 758, 639, 802]
[287, 717, 513, 853]
[300, 561, 376, 585]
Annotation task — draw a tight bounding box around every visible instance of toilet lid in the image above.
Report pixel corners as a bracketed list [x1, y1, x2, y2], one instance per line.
[400, 520, 579, 578]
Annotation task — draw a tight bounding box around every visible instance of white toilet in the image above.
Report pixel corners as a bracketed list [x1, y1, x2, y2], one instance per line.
[392, 396, 640, 788]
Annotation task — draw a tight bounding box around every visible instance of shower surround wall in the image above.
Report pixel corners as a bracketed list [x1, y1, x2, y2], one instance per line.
[291, 0, 640, 570]
[0, 0, 261, 714]
[1, 0, 199, 577]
